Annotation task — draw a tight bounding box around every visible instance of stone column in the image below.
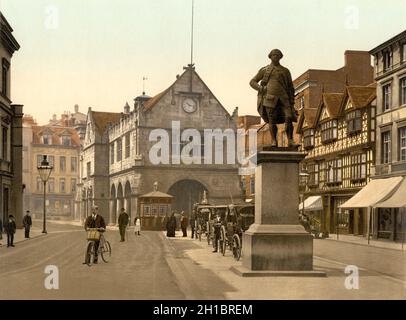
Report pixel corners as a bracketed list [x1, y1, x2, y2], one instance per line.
[232, 151, 325, 276]
[109, 199, 114, 225]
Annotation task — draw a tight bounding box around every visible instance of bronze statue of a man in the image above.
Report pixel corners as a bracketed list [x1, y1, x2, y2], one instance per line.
[250, 49, 298, 147]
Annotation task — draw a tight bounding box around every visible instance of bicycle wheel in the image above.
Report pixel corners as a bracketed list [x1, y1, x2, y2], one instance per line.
[85, 241, 95, 266]
[101, 240, 112, 263]
[232, 234, 241, 261]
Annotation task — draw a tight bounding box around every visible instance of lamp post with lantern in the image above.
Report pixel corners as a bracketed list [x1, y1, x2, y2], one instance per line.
[37, 155, 53, 234]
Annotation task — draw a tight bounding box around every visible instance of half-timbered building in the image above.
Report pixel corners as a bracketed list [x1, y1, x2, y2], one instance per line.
[297, 85, 377, 235]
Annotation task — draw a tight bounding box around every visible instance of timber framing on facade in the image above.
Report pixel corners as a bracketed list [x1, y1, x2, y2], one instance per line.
[297, 85, 377, 235]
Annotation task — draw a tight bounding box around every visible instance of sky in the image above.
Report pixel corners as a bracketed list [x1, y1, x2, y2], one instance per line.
[1, 0, 406, 124]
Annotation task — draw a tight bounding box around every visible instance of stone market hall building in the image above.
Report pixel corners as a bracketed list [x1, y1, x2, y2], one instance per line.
[78, 65, 242, 224]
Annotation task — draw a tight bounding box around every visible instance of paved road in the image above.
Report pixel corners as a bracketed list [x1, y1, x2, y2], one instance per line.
[314, 239, 406, 285]
[0, 221, 405, 299]
[0, 221, 231, 300]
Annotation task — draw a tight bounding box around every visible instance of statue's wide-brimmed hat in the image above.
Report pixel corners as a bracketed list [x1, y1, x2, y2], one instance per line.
[268, 49, 283, 59]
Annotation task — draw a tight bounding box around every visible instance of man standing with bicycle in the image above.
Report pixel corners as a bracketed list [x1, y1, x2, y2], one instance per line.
[84, 206, 106, 264]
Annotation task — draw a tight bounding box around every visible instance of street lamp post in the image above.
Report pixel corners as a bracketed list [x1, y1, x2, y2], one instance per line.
[37, 155, 53, 234]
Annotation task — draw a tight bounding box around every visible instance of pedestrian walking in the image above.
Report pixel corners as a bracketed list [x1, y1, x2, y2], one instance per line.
[212, 215, 222, 253]
[166, 212, 176, 237]
[23, 210, 32, 238]
[134, 217, 141, 236]
[118, 208, 129, 242]
[180, 211, 188, 237]
[5, 214, 16, 248]
[190, 210, 196, 239]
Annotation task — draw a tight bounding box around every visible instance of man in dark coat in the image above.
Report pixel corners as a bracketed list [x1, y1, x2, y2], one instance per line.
[5, 215, 17, 248]
[118, 208, 129, 242]
[23, 210, 32, 238]
[84, 206, 106, 263]
[166, 212, 177, 237]
[190, 210, 196, 239]
[250, 49, 298, 148]
[180, 211, 188, 237]
[212, 215, 222, 253]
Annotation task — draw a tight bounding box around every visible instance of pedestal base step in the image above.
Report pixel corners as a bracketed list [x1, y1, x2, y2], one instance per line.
[230, 266, 326, 278]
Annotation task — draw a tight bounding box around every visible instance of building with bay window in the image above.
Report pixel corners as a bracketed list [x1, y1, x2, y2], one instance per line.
[22, 111, 81, 220]
[361, 29, 406, 241]
[297, 85, 377, 236]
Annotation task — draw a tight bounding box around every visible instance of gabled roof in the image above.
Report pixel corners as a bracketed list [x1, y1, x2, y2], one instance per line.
[297, 108, 318, 132]
[322, 93, 344, 118]
[91, 111, 121, 135]
[141, 67, 232, 117]
[143, 89, 170, 111]
[313, 93, 344, 127]
[346, 85, 376, 110]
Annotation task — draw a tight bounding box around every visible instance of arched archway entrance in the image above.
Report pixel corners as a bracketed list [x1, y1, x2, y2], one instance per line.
[168, 180, 208, 216]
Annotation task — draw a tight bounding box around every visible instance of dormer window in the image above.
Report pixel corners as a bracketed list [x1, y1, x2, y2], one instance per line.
[321, 120, 338, 143]
[43, 134, 52, 145]
[62, 135, 71, 146]
[303, 129, 314, 149]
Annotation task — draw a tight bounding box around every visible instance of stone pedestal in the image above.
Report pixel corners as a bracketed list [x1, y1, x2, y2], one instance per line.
[231, 151, 325, 277]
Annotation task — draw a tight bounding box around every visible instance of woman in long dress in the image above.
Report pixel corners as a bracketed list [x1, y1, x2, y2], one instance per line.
[134, 217, 141, 236]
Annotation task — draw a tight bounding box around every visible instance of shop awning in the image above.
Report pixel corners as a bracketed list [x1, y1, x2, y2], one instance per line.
[299, 196, 323, 212]
[339, 177, 403, 209]
[375, 177, 406, 208]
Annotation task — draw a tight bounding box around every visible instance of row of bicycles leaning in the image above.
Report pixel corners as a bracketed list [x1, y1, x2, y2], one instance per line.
[191, 203, 255, 261]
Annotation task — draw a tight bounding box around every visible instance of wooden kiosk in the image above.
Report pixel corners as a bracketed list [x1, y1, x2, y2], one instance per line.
[139, 182, 173, 231]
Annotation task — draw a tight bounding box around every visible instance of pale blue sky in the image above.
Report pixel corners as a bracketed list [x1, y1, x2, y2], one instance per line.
[1, 0, 405, 123]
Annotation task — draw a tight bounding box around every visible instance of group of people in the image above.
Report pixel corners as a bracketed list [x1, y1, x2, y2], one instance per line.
[0, 211, 33, 248]
[165, 211, 189, 238]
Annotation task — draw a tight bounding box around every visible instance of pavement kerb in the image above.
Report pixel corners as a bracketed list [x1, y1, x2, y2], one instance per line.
[325, 237, 406, 253]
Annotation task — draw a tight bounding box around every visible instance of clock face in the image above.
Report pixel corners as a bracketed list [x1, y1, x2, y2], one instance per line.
[182, 98, 197, 113]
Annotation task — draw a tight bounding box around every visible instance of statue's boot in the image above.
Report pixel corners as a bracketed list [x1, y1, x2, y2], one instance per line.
[269, 123, 278, 147]
[286, 122, 300, 148]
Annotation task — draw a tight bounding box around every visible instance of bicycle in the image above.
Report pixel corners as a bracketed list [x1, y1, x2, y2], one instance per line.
[84, 228, 111, 266]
